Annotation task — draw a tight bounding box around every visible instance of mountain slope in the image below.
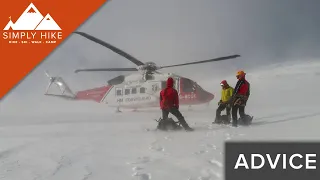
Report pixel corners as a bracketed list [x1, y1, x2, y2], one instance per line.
[0, 60, 320, 180]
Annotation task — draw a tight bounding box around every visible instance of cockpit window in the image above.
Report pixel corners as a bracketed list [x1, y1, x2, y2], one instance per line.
[182, 78, 195, 92]
[195, 82, 203, 90]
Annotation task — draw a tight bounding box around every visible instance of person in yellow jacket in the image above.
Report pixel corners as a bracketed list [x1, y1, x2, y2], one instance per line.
[214, 80, 234, 123]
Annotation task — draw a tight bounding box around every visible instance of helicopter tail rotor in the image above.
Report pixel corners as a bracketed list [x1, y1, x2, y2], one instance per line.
[44, 71, 76, 99]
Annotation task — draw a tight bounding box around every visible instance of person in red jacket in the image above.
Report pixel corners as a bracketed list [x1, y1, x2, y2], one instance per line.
[160, 77, 194, 131]
[231, 70, 251, 127]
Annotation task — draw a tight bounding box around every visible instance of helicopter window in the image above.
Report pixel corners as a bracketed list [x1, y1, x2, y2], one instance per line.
[132, 88, 137, 94]
[182, 78, 195, 92]
[116, 88, 123, 96]
[145, 74, 154, 80]
[124, 89, 130, 95]
[152, 84, 159, 92]
[140, 87, 146, 94]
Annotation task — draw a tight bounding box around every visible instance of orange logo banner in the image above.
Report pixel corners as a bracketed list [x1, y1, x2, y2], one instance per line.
[0, 0, 108, 99]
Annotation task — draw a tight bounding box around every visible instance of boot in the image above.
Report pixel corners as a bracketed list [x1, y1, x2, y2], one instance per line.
[226, 115, 231, 124]
[214, 115, 223, 124]
[184, 126, 194, 131]
[232, 118, 238, 127]
[181, 122, 194, 131]
[240, 115, 253, 125]
[179, 118, 194, 131]
[213, 117, 219, 124]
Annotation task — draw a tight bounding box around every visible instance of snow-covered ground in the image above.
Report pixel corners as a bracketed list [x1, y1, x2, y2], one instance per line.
[1, 60, 320, 180]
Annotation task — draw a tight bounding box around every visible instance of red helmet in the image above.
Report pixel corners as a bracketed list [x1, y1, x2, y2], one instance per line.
[220, 80, 227, 86]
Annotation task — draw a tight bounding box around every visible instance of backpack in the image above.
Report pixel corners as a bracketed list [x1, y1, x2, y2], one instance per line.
[156, 117, 183, 131]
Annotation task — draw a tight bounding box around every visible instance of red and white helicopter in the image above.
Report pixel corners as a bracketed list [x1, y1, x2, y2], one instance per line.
[44, 31, 240, 112]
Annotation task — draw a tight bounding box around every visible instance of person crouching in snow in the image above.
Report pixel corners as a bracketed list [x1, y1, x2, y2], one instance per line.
[160, 77, 194, 131]
[231, 70, 251, 127]
[214, 80, 234, 124]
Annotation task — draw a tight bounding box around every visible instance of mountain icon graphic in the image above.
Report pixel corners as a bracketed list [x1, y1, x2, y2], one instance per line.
[3, 3, 62, 30]
[35, 14, 61, 30]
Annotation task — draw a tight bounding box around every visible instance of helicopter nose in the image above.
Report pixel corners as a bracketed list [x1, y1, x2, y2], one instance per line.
[196, 89, 215, 102]
[208, 92, 214, 101]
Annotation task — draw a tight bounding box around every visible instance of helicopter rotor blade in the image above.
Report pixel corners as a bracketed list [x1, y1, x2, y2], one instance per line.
[75, 68, 138, 73]
[159, 55, 240, 69]
[73, 31, 145, 66]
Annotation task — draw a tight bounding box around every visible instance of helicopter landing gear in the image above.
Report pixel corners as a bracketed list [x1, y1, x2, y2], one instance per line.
[116, 106, 122, 113]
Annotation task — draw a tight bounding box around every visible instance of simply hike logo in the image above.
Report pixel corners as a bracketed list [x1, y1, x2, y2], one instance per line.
[2, 3, 63, 44]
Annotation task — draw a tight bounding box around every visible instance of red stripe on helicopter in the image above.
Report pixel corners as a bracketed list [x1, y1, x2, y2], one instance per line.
[75, 85, 112, 102]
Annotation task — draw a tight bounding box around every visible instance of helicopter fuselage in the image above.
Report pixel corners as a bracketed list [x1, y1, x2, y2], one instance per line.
[74, 72, 214, 109]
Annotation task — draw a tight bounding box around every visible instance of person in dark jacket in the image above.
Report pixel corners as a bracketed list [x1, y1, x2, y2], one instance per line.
[231, 70, 250, 127]
[160, 77, 194, 131]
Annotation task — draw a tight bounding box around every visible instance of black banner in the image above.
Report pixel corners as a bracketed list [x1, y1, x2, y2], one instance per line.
[225, 142, 320, 180]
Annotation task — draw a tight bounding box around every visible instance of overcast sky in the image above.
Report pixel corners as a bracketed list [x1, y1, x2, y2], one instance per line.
[1, 0, 320, 109]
